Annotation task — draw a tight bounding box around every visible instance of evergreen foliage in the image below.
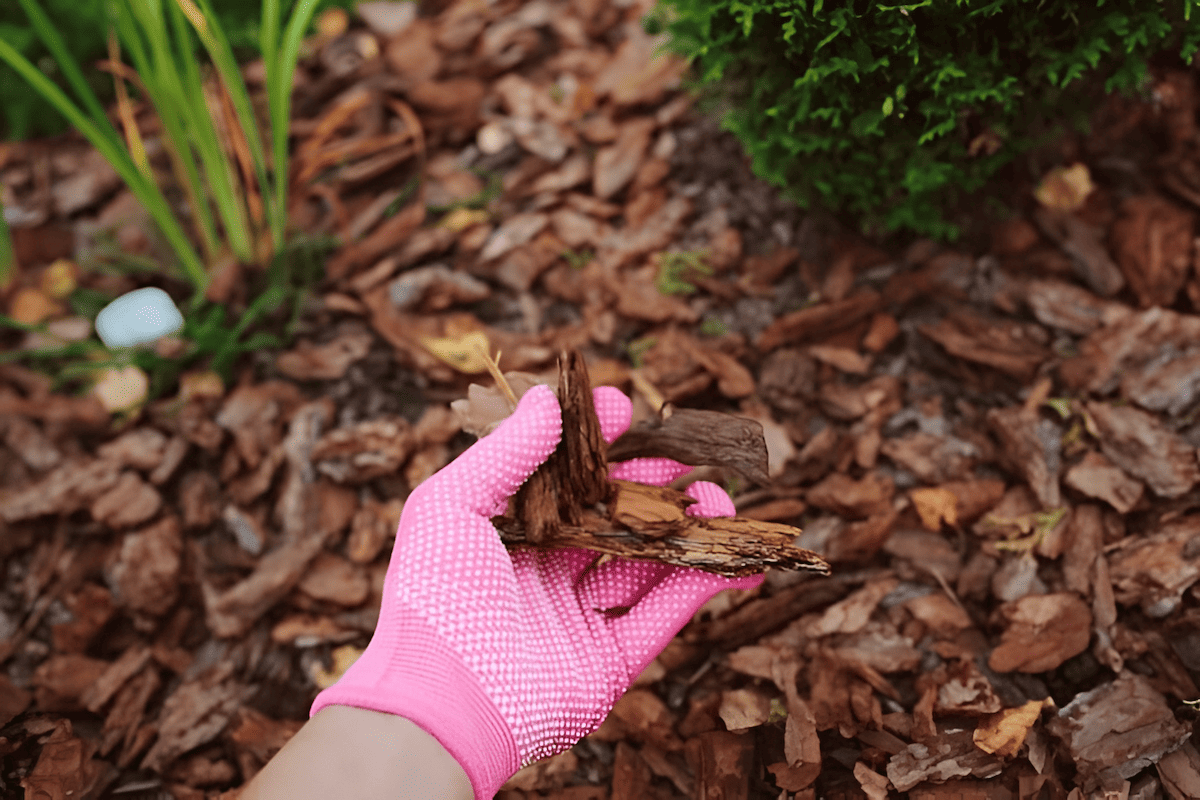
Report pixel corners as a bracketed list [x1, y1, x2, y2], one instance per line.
[652, 0, 1200, 239]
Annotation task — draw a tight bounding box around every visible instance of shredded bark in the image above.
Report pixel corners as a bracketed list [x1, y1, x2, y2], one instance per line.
[502, 351, 827, 576]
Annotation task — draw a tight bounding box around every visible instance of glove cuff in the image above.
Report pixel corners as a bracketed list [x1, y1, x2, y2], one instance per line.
[311, 611, 519, 800]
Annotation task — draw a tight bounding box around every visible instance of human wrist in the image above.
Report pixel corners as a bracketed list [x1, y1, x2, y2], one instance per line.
[311, 612, 520, 799]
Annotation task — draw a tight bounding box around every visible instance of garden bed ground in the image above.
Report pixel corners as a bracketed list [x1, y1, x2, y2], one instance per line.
[3, 0, 1200, 798]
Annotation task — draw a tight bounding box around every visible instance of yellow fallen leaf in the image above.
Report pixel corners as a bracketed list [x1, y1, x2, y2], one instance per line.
[41, 258, 78, 299]
[439, 207, 490, 232]
[315, 6, 348, 37]
[910, 487, 958, 531]
[309, 644, 364, 690]
[92, 365, 149, 412]
[1035, 163, 1094, 212]
[973, 698, 1050, 757]
[420, 330, 492, 374]
[9, 287, 61, 325]
[178, 370, 225, 403]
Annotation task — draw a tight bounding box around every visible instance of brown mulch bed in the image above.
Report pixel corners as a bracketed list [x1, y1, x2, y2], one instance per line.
[4, 0, 1200, 798]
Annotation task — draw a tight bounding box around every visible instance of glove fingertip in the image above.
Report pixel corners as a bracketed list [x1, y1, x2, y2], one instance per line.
[592, 386, 631, 444]
[683, 480, 735, 518]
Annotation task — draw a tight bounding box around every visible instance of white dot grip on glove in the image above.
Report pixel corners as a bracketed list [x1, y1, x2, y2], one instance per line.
[310, 384, 764, 799]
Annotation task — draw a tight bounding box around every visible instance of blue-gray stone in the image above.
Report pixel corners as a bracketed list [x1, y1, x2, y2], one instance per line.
[95, 287, 184, 348]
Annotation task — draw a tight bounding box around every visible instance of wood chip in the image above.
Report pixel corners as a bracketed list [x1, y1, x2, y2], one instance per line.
[312, 416, 416, 483]
[1064, 450, 1144, 513]
[90, 471, 163, 530]
[987, 592, 1092, 673]
[886, 730, 1005, 791]
[1046, 673, 1190, 792]
[106, 516, 183, 616]
[140, 664, 255, 773]
[1110, 194, 1194, 307]
[1085, 401, 1200, 498]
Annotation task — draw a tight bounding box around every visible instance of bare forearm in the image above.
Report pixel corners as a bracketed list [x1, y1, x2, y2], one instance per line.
[241, 706, 473, 800]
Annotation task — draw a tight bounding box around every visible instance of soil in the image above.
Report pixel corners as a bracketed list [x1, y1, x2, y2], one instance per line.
[3, 1, 1200, 798]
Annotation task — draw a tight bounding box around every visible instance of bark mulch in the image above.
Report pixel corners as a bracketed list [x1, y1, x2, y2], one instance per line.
[3, 0, 1200, 798]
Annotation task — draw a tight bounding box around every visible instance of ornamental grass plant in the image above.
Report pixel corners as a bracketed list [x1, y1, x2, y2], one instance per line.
[0, 0, 331, 406]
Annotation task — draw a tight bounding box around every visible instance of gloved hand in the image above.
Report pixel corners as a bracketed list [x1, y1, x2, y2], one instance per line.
[311, 384, 763, 799]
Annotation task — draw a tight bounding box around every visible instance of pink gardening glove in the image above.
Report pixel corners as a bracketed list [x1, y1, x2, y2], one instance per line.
[311, 384, 763, 799]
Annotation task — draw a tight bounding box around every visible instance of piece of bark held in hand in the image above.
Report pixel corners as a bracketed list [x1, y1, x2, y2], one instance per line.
[493, 505, 829, 577]
[606, 407, 770, 486]
[502, 349, 826, 575]
[512, 351, 609, 544]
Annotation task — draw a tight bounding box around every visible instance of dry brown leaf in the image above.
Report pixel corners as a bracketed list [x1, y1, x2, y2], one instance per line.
[911, 487, 959, 530]
[972, 699, 1049, 757]
[853, 761, 892, 800]
[717, 688, 773, 731]
[451, 372, 550, 437]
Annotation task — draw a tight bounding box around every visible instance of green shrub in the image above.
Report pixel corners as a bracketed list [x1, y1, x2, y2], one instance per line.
[651, 0, 1200, 240]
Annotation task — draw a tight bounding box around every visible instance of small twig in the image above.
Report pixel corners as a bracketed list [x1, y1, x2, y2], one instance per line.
[476, 342, 518, 410]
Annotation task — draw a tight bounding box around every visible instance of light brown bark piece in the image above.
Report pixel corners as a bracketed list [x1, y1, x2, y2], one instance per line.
[0, 457, 121, 522]
[1046, 672, 1191, 792]
[297, 552, 370, 606]
[758, 290, 883, 351]
[1158, 741, 1200, 800]
[988, 592, 1091, 673]
[1108, 514, 1200, 616]
[592, 117, 655, 200]
[1021, 277, 1130, 335]
[717, 687, 772, 731]
[494, 509, 827, 577]
[920, 312, 1049, 382]
[275, 329, 372, 380]
[311, 416, 416, 483]
[886, 729, 1005, 791]
[106, 516, 182, 616]
[31, 653, 110, 712]
[90, 471, 162, 530]
[987, 406, 1060, 508]
[1033, 206, 1125, 296]
[1086, 401, 1200, 498]
[140, 664, 255, 773]
[1060, 306, 1200, 396]
[1065, 450, 1144, 512]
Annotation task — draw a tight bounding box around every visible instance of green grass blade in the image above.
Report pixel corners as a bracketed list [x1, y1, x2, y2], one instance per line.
[271, 0, 321, 245]
[163, 0, 255, 263]
[113, 2, 222, 263]
[260, 0, 283, 239]
[261, 0, 281, 87]
[0, 200, 13, 290]
[0, 37, 207, 293]
[175, 0, 271, 258]
[16, 0, 111, 124]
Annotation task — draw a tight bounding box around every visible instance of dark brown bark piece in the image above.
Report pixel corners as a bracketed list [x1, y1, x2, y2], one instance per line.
[512, 351, 610, 543]
[507, 350, 826, 575]
[607, 407, 770, 486]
